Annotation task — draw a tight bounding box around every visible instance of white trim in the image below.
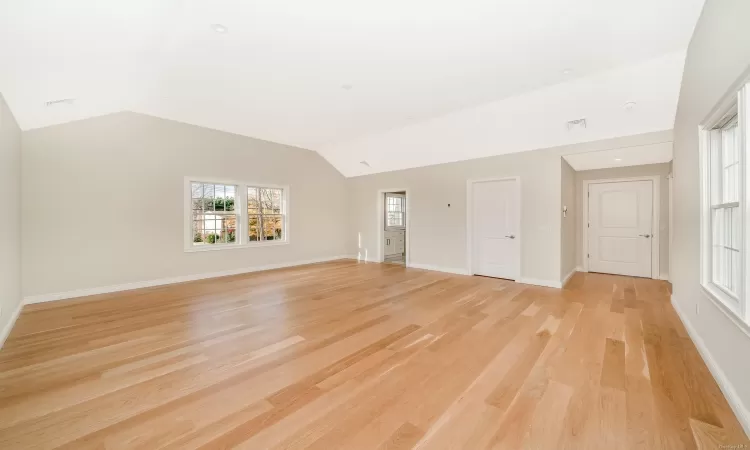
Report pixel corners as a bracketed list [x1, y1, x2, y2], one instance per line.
[22, 256, 350, 305]
[659, 273, 670, 281]
[671, 296, 750, 437]
[376, 189, 411, 266]
[184, 240, 289, 252]
[0, 302, 23, 349]
[517, 278, 562, 289]
[466, 176, 521, 279]
[668, 171, 673, 282]
[408, 262, 469, 275]
[561, 268, 577, 288]
[698, 83, 749, 325]
[184, 176, 290, 252]
[348, 255, 380, 263]
[582, 175, 661, 279]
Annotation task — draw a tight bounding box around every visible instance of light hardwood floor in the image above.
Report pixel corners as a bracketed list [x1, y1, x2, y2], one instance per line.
[0, 260, 747, 449]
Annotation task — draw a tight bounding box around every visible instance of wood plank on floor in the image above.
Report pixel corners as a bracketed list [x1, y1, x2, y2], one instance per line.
[0, 260, 746, 449]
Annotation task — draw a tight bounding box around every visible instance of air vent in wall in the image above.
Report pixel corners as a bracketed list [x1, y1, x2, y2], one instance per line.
[45, 98, 75, 106]
[566, 118, 587, 130]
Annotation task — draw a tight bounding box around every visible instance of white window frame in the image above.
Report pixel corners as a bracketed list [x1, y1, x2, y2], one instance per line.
[699, 82, 750, 327]
[184, 177, 290, 252]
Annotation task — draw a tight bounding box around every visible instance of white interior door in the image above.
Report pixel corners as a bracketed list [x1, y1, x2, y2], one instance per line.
[472, 179, 520, 280]
[588, 180, 653, 277]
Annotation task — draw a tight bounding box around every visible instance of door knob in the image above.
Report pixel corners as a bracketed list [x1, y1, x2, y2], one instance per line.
[505, 235, 516, 239]
[638, 234, 651, 238]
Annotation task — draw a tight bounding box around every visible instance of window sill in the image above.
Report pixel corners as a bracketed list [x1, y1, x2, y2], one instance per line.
[184, 240, 290, 253]
[700, 283, 750, 339]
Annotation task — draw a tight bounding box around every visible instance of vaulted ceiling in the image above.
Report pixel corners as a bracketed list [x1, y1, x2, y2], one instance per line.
[0, 0, 704, 176]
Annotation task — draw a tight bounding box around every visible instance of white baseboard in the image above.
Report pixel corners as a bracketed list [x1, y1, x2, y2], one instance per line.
[576, 266, 584, 272]
[23, 256, 351, 305]
[344, 255, 381, 263]
[0, 301, 23, 349]
[345, 257, 469, 276]
[659, 273, 670, 281]
[517, 278, 563, 289]
[407, 262, 469, 276]
[561, 268, 577, 288]
[671, 297, 750, 437]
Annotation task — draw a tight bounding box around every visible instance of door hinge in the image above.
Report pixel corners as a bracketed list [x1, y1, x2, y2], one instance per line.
[587, 222, 590, 228]
[587, 253, 590, 258]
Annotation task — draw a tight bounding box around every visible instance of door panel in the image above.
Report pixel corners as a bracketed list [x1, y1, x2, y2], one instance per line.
[472, 179, 520, 280]
[588, 180, 653, 277]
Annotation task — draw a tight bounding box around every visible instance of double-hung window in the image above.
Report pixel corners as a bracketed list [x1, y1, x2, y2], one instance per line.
[385, 193, 406, 230]
[185, 178, 288, 251]
[700, 82, 749, 326]
[247, 186, 285, 242]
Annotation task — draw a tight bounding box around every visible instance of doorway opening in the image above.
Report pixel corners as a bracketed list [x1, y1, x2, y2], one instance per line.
[380, 190, 408, 265]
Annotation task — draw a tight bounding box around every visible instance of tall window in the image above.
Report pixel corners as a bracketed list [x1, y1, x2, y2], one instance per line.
[709, 115, 740, 296]
[385, 193, 406, 229]
[185, 178, 288, 251]
[700, 82, 749, 325]
[248, 187, 285, 241]
[191, 182, 238, 246]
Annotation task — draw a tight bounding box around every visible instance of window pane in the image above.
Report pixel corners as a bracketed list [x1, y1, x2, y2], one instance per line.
[225, 186, 236, 211]
[262, 215, 283, 240]
[248, 188, 260, 214]
[189, 183, 237, 247]
[249, 215, 260, 241]
[709, 130, 723, 206]
[712, 206, 740, 296]
[191, 182, 202, 199]
[260, 188, 282, 214]
[722, 121, 739, 203]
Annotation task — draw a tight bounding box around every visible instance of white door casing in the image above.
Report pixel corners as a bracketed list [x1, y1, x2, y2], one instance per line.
[469, 178, 521, 280]
[587, 180, 653, 277]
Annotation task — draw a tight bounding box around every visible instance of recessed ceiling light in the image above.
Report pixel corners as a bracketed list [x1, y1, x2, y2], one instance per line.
[624, 101, 636, 110]
[210, 24, 229, 34]
[615, 158, 622, 162]
[562, 69, 573, 75]
[342, 84, 353, 90]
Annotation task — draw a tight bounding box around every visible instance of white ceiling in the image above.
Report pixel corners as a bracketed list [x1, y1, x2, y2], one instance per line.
[563, 142, 673, 171]
[0, 0, 704, 176]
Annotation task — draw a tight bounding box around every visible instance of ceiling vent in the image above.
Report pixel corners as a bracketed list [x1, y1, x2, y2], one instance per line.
[45, 98, 75, 107]
[566, 118, 587, 131]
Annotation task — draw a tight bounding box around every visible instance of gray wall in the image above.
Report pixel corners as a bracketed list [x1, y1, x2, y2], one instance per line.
[672, 0, 750, 425]
[22, 112, 348, 298]
[345, 130, 672, 285]
[560, 158, 577, 279]
[0, 94, 22, 341]
[575, 163, 671, 277]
